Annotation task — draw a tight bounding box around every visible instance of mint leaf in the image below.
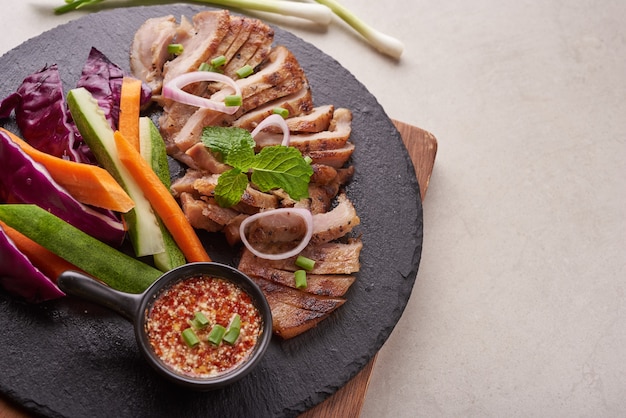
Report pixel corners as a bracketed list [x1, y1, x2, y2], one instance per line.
[201, 126, 255, 169]
[250, 146, 313, 201]
[214, 168, 249, 208]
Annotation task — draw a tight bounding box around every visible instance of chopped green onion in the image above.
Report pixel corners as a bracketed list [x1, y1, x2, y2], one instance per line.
[189, 311, 210, 329]
[295, 255, 315, 271]
[223, 327, 240, 345]
[294, 269, 308, 289]
[198, 62, 211, 72]
[181, 328, 200, 348]
[211, 55, 227, 68]
[223, 314, 242, 345]
[228, 314, 241, 330]
[304, 156, 313, 165]
[272, 107, 289, 119]
[224, 95, 243, 107]
[236, 64, 254, 78]
[208, 324, 227, 345]
[167, 43, 184, 55]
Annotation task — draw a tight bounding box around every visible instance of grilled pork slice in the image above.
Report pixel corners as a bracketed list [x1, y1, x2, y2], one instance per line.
[263, 297, 330, 339]
[251, 276, 346, 339]
[184, 142, 231, 173]
[163, 45, 307, 156]
[161, 10, 232, 87]
[129, 15, 178, 93]
[238, 249, 355, 297]
[310, 193, 360, 244]
[242, 239, 362, 275]
[305, 142, 355, 168]
[230, 85, 314, 131]
[222, 17, 274, 78]
[170, 169, 203, 197]
[253, 108, 352, 152]
[178, 192, 222, 232]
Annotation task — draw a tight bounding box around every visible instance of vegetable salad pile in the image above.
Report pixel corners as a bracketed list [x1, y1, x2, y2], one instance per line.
[0, 47, 209, 302]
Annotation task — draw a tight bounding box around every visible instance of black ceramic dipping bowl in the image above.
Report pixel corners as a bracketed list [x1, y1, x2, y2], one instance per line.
[57, 262, 273, 391]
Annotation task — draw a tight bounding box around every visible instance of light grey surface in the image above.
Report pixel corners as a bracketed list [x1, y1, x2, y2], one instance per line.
[2, 1, 625, 416]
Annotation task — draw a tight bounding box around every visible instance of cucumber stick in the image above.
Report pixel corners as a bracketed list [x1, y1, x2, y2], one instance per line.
[139, 117, 186, 271]
[0, 204, 162, 293]
[67, 88, 165, 257]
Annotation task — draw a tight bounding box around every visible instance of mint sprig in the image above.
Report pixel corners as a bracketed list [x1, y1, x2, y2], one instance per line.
[202, 126, 313, 207]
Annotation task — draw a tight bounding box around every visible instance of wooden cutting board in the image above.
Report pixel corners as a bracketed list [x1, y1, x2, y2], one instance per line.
[299, 120, 438, 417]
[0, 120, 437, 418]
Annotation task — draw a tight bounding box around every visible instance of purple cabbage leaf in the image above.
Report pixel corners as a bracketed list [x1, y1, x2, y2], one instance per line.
[77, 47, 152, 130]
[0, 225, 65, 303]
[0, 64, 93, 163]
[0, 130, 126, 247]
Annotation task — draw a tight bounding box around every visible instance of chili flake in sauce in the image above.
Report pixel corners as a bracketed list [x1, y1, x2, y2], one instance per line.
[146, 275, 263, 378]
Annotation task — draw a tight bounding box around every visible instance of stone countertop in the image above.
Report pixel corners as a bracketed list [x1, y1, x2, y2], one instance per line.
[1, 1, 625, 416]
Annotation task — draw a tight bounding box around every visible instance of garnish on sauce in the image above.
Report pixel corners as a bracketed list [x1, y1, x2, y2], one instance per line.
[146, 275, 263, 379]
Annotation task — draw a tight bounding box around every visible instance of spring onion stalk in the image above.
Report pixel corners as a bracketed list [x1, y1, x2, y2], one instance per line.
[167, 43, 184, 55]
[295, 255, 315, 271]
[294, 269, 308, 289]
[208, 324, 227, 345]
[182, 328, 200, 348]
[235, 64, 254, 78]
[313, 0, 404, 59]
[55, 0, 333, 26]
[272, 107, 290, 119]
[211, 55, 227, 68]
[190, 312, 210, 329]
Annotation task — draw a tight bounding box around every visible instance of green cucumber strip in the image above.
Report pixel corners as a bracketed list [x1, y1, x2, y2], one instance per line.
[139, 117, 186, 271]
[139, 117, 171, 188]
[67, 88, 165, 257]
[0, 204, 162, 294]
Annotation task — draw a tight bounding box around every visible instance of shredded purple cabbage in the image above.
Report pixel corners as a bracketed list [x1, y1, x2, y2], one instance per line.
[0, 130, 126, 247]
[0, 226, 65, 303]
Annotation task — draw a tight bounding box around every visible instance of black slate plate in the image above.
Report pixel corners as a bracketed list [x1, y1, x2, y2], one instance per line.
[0, 4, 422, 417]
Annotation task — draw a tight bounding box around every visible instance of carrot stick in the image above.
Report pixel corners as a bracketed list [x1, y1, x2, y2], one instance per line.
[113, 130, 211, 263]
[0, 128, 134, 213]
[118, 77, 142, 150]
[0, 220, 83, 282]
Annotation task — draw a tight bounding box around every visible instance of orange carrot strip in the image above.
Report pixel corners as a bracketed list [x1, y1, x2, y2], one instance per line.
[113, 130, 211, 263]
[118, 77, 142, 150]
[0, 220, 84, 282]
[0, 128, 135, 213]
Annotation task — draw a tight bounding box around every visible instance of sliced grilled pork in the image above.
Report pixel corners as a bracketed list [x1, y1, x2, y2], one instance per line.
[170, 169, 203, 197]
[310, 193, 360, 244]
[184, 142, 231, 173]
[262, 296, 331, 339]
[179, 192, 222, 232]
[222, 17, 274, 77]
[305, 142, 355, 168]
[129, 15, 178, 93]
[253, 108, 352, 152]
[252, 276, 346, 339]
[164, 45, 307, 156]
[241, 239, 362, 275]
[230, 84, 314, 131]
[238, 249, 355, 297]
[161, 10, 232, 87]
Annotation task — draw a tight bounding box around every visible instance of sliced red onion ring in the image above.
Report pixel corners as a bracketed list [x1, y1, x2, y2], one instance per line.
[239, 208, 313, 260]
[161, 71, 242, 115]
[251, 113, 291, 146]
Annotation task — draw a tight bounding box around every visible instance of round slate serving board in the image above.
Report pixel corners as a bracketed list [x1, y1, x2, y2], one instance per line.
[0, 5, 422, 417]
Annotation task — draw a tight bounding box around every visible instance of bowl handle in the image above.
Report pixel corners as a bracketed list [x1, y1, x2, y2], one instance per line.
[57, 270, 144, 322]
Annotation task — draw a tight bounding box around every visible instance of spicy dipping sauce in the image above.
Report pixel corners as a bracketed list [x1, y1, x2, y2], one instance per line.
[145, 275, 263, 379]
